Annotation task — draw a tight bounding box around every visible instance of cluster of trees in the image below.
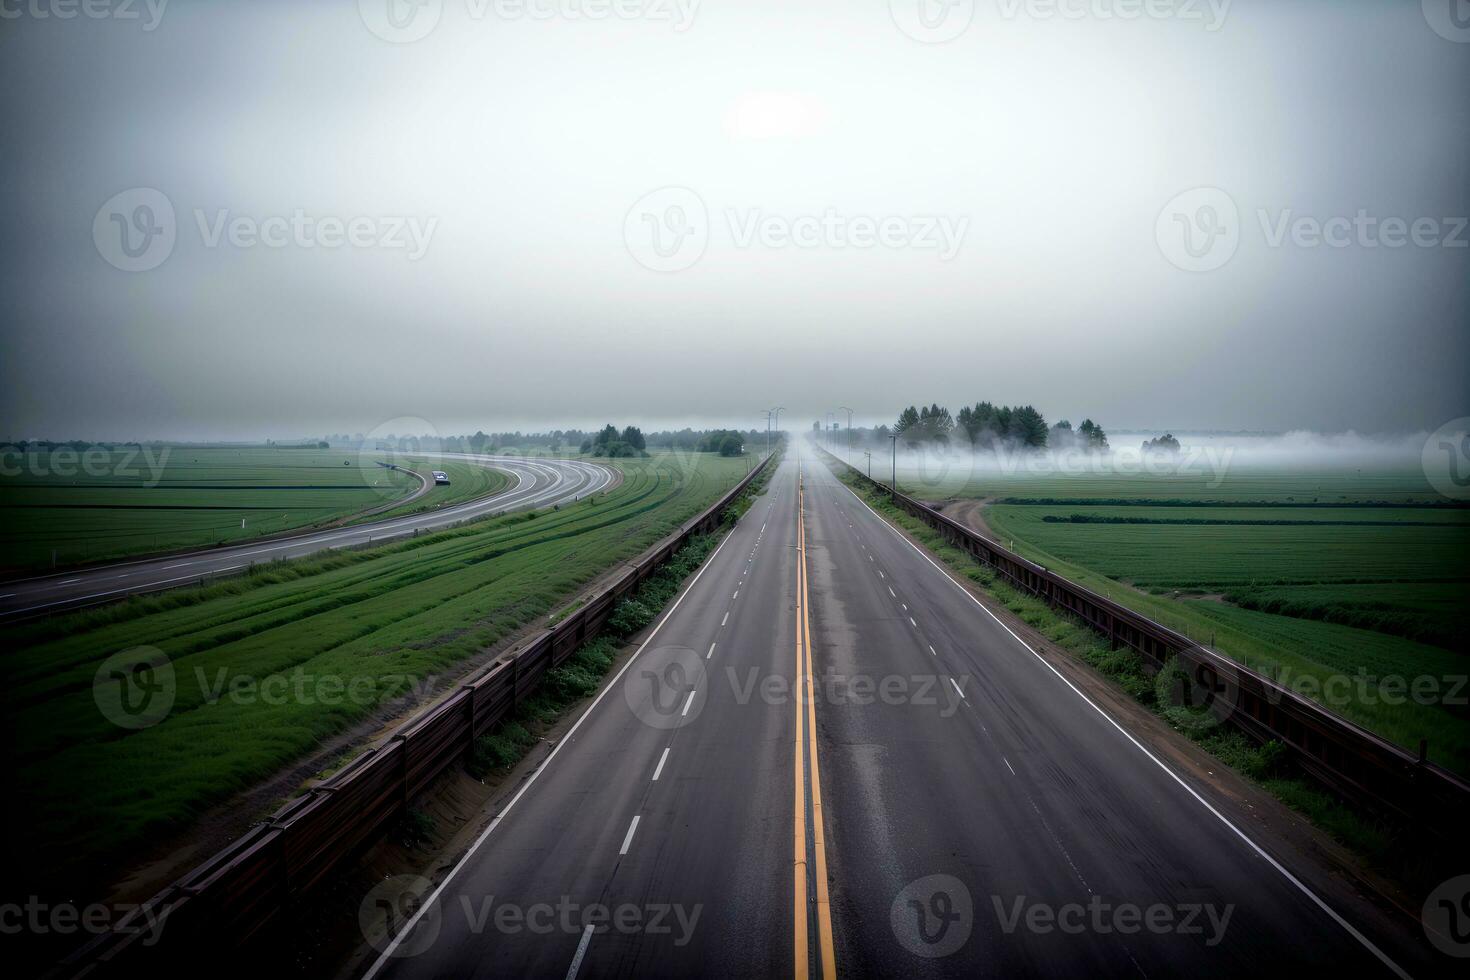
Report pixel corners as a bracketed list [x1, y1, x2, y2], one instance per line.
[1141, 433, 1182, 455]
[646, 428, 765, 453]
[579, 424, 648, 458]
[887, 402, 1106, 451]
[1049, 418, 1109, 451]
[694, 429, 746, 456]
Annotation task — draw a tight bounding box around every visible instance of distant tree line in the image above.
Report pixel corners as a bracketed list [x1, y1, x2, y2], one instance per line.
[578, 424, 648, 458]
[316, 425, 773, 459]
[874, 402, 1109, 452]
[1140, 433, 1181, 455]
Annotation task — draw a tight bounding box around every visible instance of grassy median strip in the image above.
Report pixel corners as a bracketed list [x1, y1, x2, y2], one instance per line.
[837, 470, 1436, 883]
[0, 453, 754, 890]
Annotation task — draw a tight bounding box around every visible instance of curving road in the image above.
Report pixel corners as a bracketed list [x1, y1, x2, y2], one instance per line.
[0, 454, 615, 621]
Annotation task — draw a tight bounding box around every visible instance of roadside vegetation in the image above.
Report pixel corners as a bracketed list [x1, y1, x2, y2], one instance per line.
[1, 452, 754, 891]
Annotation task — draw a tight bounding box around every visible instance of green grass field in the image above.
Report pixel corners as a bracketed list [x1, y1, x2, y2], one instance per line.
[891, 457, 1447, 504]
[0, 447, 523, 573]
[879, 456, 1470, 774]
[1, 452, 754, 887]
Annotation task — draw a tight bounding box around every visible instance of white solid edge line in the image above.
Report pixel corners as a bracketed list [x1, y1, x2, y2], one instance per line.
[361, 521, 741, 978]
[619, 814, 640, 855]
[834, 475, 1411, 980]
[652, 747, 670, 781]
[564, 924, 595, 980]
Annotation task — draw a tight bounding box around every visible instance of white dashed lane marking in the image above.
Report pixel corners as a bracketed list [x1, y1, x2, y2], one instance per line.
[619, 815, 640, 855]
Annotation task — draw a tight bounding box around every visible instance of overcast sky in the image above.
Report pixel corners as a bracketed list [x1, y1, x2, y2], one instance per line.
[1, 0, 1466, 441]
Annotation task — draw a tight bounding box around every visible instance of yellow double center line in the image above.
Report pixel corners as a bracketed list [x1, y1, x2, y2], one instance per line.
[794, 472, 837, 980]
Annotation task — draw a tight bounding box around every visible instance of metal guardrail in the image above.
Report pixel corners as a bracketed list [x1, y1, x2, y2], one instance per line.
[65, 454, 773, 977]
[820, 448, 1470, 842]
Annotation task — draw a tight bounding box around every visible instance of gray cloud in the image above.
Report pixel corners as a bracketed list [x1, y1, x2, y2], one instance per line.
[1, 0, 1466, 440]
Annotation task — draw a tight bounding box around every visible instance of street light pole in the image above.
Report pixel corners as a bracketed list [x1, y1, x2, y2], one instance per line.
[772, 407, 785, 458]
[839, 406, 853, 462]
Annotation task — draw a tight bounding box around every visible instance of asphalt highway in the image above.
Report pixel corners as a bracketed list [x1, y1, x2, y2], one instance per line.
[361, 447, 1431, 979]
[0, 454, 613, 621]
